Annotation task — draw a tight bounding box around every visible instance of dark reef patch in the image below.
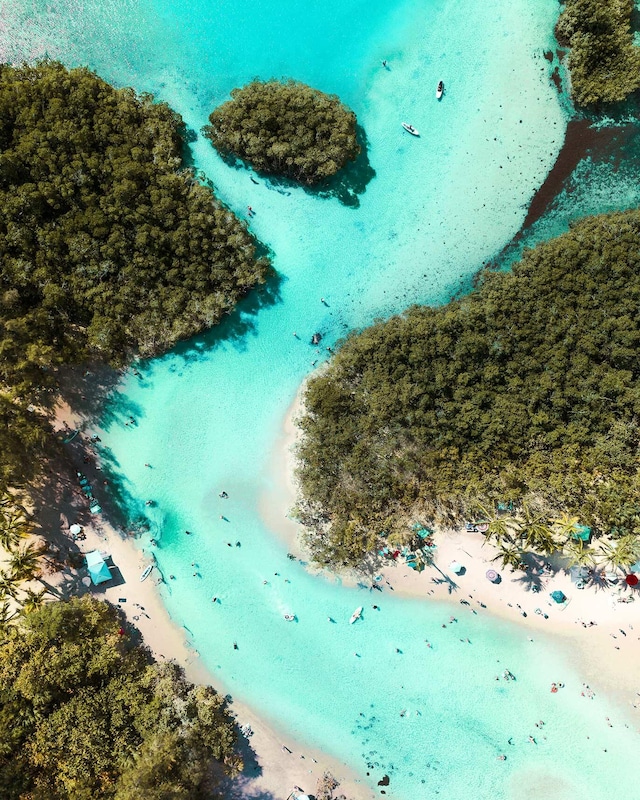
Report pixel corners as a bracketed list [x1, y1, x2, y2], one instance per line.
[521, 120, 625, 232]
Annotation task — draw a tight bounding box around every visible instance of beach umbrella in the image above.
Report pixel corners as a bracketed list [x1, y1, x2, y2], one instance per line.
[550, 590, 566, 603]
[449, 561, 463, 574]
[69, 524, 82, 535]
[485, 569, 499, 582]
[625, 573, 639, 587]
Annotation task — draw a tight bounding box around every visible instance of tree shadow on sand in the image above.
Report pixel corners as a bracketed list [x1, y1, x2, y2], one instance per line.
[215, 730, 280, 800]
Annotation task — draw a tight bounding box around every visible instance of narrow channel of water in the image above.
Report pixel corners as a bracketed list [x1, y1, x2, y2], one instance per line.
[2, 0, 639, 797]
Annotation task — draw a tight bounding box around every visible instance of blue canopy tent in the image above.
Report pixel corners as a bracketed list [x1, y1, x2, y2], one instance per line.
[550, 590, 566, 604]
[571, 525, 591, 542]
[86, 550, 112, 585]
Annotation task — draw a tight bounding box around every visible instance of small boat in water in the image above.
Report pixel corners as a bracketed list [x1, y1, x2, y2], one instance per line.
[140, 564, 153, 582]
[401, 122, 419, 136]
[350, 606, 363, 624]
[436, 80, 444, 99]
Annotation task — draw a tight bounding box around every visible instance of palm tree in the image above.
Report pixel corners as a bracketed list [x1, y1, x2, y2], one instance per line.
[0, 509, 30, 552]
[8, 542, 44, 584]
[597, 535, 639, 573]
[564, 538, 595, 569]
[491, 544, 524, 571]
[0, 570, 19, 600]
[475, 503, 519, 548]
[552, 512, 581, 545]
[517, 504, 559, 554]
[19, 587, 47, 615]
[0, 599, 18, 632]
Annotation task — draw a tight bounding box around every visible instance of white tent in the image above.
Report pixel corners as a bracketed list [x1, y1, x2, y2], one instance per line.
[449, 561, 464, 574]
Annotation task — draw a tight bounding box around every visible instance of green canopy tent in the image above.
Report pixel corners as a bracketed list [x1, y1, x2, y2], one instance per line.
[571, 525, 591, 542]
[85, 550, 112, 585]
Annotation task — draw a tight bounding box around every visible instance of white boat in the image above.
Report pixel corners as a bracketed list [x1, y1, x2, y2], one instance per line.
[436, 80, 444, 99]
[140, 564, 153, 582]
[349, 606, 363, 624]
[401, 122, 419, 136]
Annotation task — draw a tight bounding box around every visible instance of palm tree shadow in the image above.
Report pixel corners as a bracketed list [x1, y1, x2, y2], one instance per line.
[512, 551, 548, 593]
[429, 562, 459, 594]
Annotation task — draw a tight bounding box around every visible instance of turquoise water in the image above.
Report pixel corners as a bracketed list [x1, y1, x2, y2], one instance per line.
[3, 0, 640, 796]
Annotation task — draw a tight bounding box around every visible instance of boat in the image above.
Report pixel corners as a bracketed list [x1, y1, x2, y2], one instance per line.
[140, 564, 154, 582]
[401, 122, 419, 136]
[349, 606, 363, 624]
[436, 80, 444, 99]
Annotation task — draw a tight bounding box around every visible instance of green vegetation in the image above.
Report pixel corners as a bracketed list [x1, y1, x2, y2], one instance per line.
[0, 491, 52, 628]
[0, 596, 241, 799]
[204, 80, 360, 185]
[296, 210, 640, 566]
[0, 61, 270, 487]
[556, 0, 640, 105]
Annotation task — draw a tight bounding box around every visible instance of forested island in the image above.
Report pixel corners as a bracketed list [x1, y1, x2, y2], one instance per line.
[0, 597, 240, 799]
[0, 61, 270, 487]
[295, 211, 640, 567]
[557, 0, 640, 105]
[204, 80, 360, 185]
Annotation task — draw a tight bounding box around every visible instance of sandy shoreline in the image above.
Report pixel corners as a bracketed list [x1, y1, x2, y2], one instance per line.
[42, 393, 374, 800]
[36, 375, 639, 800]
[270, 382, 640, 723]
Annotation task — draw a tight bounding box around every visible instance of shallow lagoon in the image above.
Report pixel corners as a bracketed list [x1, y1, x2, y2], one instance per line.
[2, 0, 639, 796]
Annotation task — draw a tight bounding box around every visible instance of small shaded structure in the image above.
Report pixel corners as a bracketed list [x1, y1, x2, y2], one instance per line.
[625, 573, 639, 587]
[485, 569, 499, 583]
[450, 561, 464, 574]
[571, 525, 591, 542]
[86, 550, 112, 585]
[550, 590, 566, 604]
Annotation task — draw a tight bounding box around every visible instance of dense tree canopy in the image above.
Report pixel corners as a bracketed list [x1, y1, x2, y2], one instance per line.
[556, 0, 640, 105]
[0, 61, 270, 486]
[0, 596, 240, 800]
[204, 80, 360, 185]
[296, 211, 640, 566]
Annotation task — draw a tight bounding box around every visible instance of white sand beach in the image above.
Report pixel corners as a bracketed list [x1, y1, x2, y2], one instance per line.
[267, 385, 640, 721]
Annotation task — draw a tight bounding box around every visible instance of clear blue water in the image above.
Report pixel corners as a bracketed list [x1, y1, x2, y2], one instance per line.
[3, 0, 640, 797]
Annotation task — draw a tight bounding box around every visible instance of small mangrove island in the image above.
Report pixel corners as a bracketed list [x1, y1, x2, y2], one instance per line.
[204, 79, 360, 185]
[296, 210, 640, 566]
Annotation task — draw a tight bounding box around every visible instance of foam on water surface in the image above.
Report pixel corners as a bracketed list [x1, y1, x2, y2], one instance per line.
[2, 0, 639, 796]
